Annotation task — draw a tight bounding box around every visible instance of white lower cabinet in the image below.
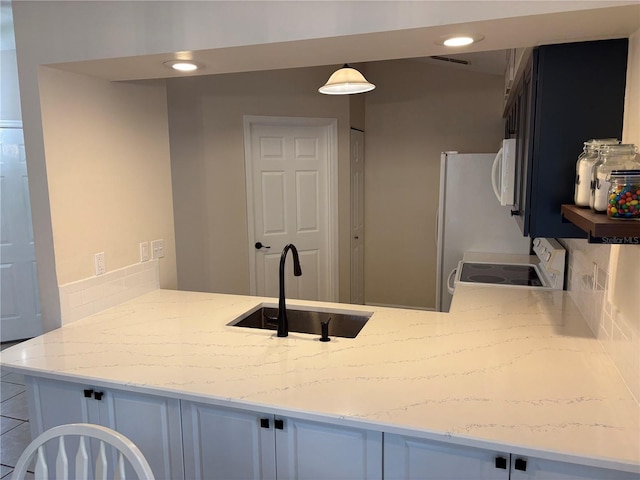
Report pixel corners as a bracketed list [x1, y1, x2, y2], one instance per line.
[181, 400, 382, 480]
[181, 400, 276, 479]
[25, 376, 184, 480]
[23, 377, 637, 480]
[509, 456, 640, 480]
[384, 434, 639, 480]
[384, 433, 510, 480]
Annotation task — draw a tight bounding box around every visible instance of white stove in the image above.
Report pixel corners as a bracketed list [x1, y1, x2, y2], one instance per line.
[449, 238, 566, 292]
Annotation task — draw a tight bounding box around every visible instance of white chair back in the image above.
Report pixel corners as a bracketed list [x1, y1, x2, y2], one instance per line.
[12, 423, 155, 480]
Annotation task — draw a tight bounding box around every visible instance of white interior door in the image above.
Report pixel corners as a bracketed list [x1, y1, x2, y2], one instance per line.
[1, 126, 42, 341]
[350, 129, 365, 305]
[244, 117, 337, 302]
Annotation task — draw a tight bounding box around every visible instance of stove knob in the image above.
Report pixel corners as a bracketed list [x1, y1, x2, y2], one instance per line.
[533, 238, 541, 247]
[545, 252, 551, 262]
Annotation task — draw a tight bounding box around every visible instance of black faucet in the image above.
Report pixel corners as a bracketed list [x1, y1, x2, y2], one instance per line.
[277, 244, 302, 337]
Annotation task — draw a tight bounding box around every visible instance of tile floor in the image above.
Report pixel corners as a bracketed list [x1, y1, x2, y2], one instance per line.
[0, 340, 33, 479]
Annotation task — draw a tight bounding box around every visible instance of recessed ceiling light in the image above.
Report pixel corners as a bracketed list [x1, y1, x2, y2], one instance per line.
[437, 34, 484, 47]
[444, 36, 474, 47]
[163, 60, 200, 72]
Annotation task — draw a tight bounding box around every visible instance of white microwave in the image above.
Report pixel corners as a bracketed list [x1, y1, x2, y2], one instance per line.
[491, 138, 517, 206]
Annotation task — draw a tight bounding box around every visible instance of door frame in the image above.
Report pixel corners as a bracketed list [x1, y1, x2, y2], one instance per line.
[243, 115, 339, 302]
[349, 128, 365, 304]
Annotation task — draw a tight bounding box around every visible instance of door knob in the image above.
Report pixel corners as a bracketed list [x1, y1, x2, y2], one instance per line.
[255, 242, 271, 250]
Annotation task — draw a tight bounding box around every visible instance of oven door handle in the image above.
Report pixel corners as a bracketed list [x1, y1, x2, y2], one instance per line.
[447, 268, 457, 294]
[491, 147, 504, 204]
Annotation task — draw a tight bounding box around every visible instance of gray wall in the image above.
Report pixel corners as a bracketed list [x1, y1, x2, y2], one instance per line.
[363, 60, 504, 309]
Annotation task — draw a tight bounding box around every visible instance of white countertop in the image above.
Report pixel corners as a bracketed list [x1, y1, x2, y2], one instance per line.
[1, 287, 638, 472]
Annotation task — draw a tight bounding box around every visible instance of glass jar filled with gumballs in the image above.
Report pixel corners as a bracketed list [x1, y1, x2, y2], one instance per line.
[574, 139, 619, 207]
[591, 144, 639, 212]
[606, 170, 640, 220]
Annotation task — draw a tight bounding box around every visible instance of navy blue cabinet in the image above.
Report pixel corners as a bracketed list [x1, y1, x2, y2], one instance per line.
[506, 39, 628, 238]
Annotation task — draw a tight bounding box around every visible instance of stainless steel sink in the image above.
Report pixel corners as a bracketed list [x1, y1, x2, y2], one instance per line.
[229, 305, 372, 339]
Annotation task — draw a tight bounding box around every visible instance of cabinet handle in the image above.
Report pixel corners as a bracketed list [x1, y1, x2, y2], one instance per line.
[495, 456, 507, 469]
[274, 419, 284, 430]
[260, 418, 270, 429]
[93, 391, 104, 401]
[514, 458, 527, 471]
[83, 389, 94, 398]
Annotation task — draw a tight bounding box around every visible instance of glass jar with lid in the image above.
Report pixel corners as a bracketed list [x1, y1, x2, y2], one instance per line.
[574, 138, 619, 207]
[606, 170, 640, 220]
[591, 144, 639, 212]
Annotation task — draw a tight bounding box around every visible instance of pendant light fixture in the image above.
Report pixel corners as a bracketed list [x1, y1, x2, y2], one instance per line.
[319, 64, 375, 95]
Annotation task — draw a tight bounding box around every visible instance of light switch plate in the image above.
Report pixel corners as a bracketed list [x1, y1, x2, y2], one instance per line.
[151, 239, 164, 259]
[140, 242, 150, 262]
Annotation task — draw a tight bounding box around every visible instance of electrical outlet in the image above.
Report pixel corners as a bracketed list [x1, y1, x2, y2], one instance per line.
[94, 252, 106, 276]
[140, 242, 150, 262]
[151, 239, 164, 259]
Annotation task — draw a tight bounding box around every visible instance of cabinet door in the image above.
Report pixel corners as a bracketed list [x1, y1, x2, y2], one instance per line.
[24, 376, 101, 478]
[510, 456, 640, 480]
[25, 377, 184, 480]
[384, 433, 509, 480]
[99, 388, 184, 480]
[181, 400, 276, 480]
[526, 39, 627, 238]
[275, 417, 382, 480]
[25, 376, 95, 433]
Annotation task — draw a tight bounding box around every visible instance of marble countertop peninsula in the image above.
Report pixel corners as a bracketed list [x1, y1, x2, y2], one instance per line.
[1, 287, 638, 473]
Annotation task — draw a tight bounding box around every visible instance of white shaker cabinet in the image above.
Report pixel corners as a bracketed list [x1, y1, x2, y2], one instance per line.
[384, 434, 638, 480]
[509, 456, 640, 480]
[181, 400, 277, 479]
[181, 400, 382, 480]
[25, 376, 184, 480]
[22, 376, 637, 480]
[276, 414, 382, 479]
[384, 433, 510, 480]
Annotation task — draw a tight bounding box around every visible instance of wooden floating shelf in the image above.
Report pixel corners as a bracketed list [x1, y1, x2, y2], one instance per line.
[561, 204, 640, 243]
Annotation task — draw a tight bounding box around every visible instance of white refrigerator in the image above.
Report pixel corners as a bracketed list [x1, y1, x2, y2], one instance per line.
[436, 152, 531, 312]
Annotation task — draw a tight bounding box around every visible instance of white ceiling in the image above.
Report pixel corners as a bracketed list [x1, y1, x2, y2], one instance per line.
[29, 3, 640, 81]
